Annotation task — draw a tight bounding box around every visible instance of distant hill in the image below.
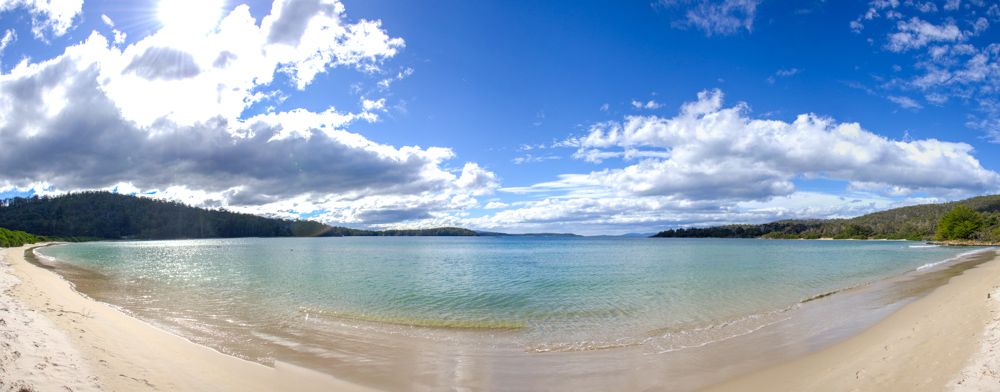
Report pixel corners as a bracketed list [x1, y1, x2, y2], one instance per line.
[0, 192, 480, 240]
[652, 194, 1000, 241]
[475, 231, 581, 237]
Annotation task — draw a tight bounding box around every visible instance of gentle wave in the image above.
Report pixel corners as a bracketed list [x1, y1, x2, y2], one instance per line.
[648, 312, 795, 354]
[916, 247, 996, 271]
[637, 303, 800, 355]
[908, 244, 940, 248]
[299, 308, 525, 330]
[528, 340, 641, 353]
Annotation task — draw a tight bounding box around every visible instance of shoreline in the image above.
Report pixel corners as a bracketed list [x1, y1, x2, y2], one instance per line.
[3, 242, 999, 390]
[707, 248, 1000, 391]
[1, 244, 377, 392]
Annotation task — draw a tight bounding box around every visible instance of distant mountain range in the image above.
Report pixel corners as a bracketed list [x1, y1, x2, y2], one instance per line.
[652, 194, 1000, 241]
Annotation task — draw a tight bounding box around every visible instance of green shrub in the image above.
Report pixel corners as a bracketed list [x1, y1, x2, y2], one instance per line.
[934, 205, 983, 241]
[0, 227, 43, 248]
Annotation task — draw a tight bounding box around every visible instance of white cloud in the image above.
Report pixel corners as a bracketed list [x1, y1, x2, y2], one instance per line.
[462, 191, 904, 235]
[767, 67, 800, 84]
[483, 201, 509, 209]
[362, 97, 386, 111]
[0, 0, 82, 39]
[631, 99, 663, 110]
[657, 0, 760, 36]
[854, 1, 1000, 142]
[77, 1, 406, 129]
[463, 90, 1000, 234]
[887, 95, 923, 109]
[0, 0, 497, 227]
[967, 117, 1000, 143]
[262, 0, 405, 88]
[886, 17, 963, 52]
[99, 13, 126, 45]
[775, 68, 800, 77]
[563, 89, 997, 197]
[0, 29, 15, 56]
[512, 154, 561, 165]
[377, 66, 413, 89]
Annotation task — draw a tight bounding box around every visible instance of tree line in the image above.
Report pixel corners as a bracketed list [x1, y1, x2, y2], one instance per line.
[653, 194, 1000, 242]
[0, 192, 478, 240]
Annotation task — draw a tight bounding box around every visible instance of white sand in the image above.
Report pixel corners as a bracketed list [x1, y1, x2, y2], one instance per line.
[2, 245, 378, 392]
[709, 250, 1000, 391]
[950, 284, 1000, 391]
[0, 251, 101, 392]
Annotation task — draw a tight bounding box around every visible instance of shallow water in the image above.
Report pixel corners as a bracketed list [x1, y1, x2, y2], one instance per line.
[35, 237, 992, 390]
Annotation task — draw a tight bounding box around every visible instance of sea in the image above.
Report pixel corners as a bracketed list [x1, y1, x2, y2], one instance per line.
[34, 237, 995, 391]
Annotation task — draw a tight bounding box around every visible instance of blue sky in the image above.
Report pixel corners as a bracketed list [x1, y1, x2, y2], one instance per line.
[1, 0, 999, 234]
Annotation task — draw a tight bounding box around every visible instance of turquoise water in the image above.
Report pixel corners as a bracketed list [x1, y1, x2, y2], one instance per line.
[37, 237, 984, 357]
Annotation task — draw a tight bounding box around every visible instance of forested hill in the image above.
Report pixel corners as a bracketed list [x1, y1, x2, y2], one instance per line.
[0, 192, 478, 240]
[652, 194, 1000, 241]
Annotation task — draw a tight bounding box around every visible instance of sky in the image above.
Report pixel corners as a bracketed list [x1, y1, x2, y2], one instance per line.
[0, 0, 999, 235]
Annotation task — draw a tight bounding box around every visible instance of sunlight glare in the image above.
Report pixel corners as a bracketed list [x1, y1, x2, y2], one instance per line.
[158, 0, 224, 34]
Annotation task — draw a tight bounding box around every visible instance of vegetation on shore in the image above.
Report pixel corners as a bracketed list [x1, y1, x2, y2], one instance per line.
[0, 192, 482, 240]
[0, 227, 45, 248]
[653, 194, 1000, 242]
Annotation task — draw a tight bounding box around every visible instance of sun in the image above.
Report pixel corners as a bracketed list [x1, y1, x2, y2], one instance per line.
[158, 0, 225, 34]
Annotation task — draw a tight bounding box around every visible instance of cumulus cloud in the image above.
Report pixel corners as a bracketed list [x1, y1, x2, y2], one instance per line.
[123, 47, 201, 80]
[566, 89, 998, 196]
[466, 89, 1000, 234]
[656, 0, 760, 36]
[483, 201, 509, 209]
[0, 0, 496, 227]
[464, 192, 906, 235]
[0, 0, 82, 39]
[261, 0, 404, 88]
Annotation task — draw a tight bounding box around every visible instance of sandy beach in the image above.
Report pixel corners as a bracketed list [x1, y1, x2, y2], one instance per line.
[709, 249, 1000, 391]
[1, 244, 376, 392]
[3, 243, 1000, 391]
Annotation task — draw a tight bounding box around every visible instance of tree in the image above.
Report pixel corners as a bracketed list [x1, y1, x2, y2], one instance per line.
[934, 205, 983, 241]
